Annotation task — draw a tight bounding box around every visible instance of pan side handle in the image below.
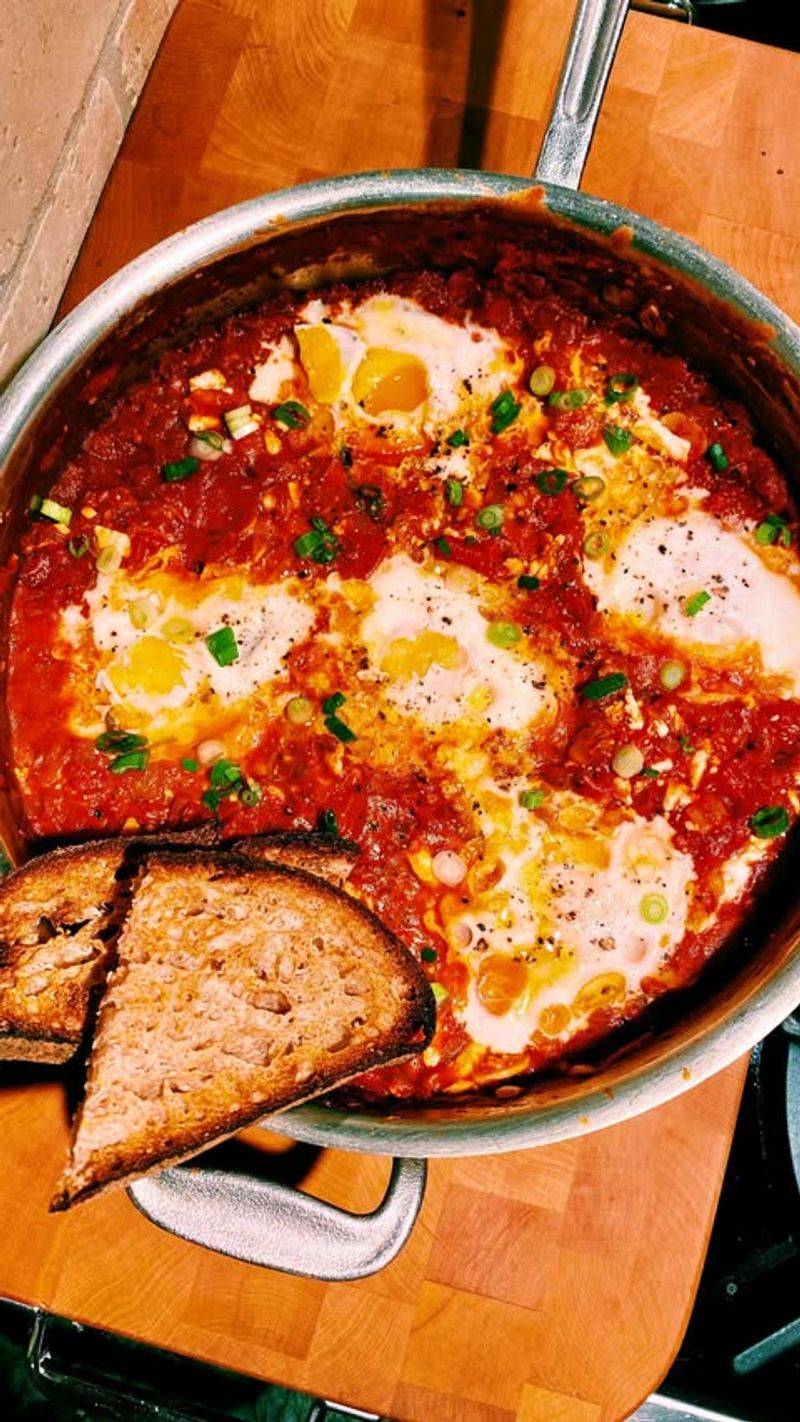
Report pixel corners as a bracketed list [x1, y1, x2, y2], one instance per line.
[127, 1156, 427, 1280]
[533, 0, 630, 189]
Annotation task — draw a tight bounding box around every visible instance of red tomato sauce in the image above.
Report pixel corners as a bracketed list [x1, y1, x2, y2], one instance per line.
[6, 249, 800, 1098]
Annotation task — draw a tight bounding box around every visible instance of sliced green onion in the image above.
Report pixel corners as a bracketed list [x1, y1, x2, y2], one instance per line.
[487, 620, 522, 649]
[109, 750, 148, 774]
[202, 788, 223, 813]
[660, 660, 686, 691]
[572, 474, 605, 502]
[536, 468, 568, 496]
[210, 758, 242, 789]
[677, 735, 694, 753]
[706, 441, 729, 472]
[640, 893, 668, 924]
[639, 767, 660, 779]
[517, 574, 540, 590]
[605, 372, 639, 404]
[67, 534, 89, 558]
[293, 516, 339, 564]
[95, 729, 148, 754]
[30, 494, 72, 526]
[612, 743, 644, 779]
[475, 503, 504, 533]
[519, 788, 545, 810]
[355, 484, 384, 521]
[322, 691, 346, 715]
[447, 429, 470, 448]
[273, 400, 310, 429]
[434, 535, 452, 557]
[239, 782, 263, 808]
[755, 513, 791, 547]
[205, 626, 239, 667]
[581, 672, 628, 701]
[603, 425, 633, 457]
[129, 597, 157, 631]
[431, 982, 449, 1004]
[224, 404, 259, 440]
[181, 757, 199, 772]
[750, 805, 789, 839]
[325, 713, 357, 743]
[548, 388, 589, 411]
[318, 808, 339, 835]
[583, 531, 608, 560]
[161, 456, 199, 483]
[529, 365, 556, 397]
[97, 545, 122, 574]
[285, 695, 314, 725]
[684, 590, 711, 618]
[421, 946, 438, 963]
[445, 477, 464, 507]
[490, 389, 521, 434]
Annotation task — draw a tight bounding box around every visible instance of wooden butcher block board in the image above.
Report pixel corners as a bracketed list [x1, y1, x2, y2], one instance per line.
[3, 0, 800, 1418]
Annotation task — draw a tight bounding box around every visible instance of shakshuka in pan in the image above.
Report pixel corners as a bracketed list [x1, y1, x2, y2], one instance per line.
[7, 250, 800, 1097]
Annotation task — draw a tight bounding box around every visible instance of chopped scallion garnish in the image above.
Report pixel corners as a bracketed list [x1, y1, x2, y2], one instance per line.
[571, 474, 605, 502]
[490, 389, 521, 434]
[706, 442, 729, 471]
[583, 531, 608, 560]
[640, 893, 668, 924]
[95, 729, 147, 755]
[684, 590, 711, 618]
[750, 805, 789, 839]
[434, 535, 452, 557]
[536, 468, 568, 496]
[181, 757, 199, 772]
[239, 782, 263, 808]
[109, 750, 148, 774]
[205, 626, 239, 666]
[517, 574, 540, 590]
[755, 513, 791, 547]
[210, 758, 242, 789]
[445, 477, 464, 506]
[293, 516, 339, 565]
[421, 947, 438, 963]
[273, 400, 311, 429]
[67, 534, 89, 558]
[487, 621, 521, 648]
[161, 456, 199, 483]
[322, 691, 346, 715]
[475, 504, 504, 533]
[224, 404, 260, 440]
[519, 788, 545, 810]
[30, 495, 72, 526]
[605, 372, 639, 404]
[325, 712, 357, 743]
[603, 425, 633, 457]
[447, 429, 470, 448]
[581, 672, 628, 701]
[529, 365, 556, 397]
[548, 389, 589, 411]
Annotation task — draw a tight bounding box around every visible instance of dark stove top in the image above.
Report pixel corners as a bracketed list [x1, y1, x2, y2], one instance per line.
[658, 1014, 800, 1421]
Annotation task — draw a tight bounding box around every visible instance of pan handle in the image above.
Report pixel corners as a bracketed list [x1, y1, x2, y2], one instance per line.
[127, 1155, 427, 1280]
[533, 0, 630, 189]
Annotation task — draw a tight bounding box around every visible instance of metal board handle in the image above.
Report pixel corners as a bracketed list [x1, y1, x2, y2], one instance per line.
[534, 0, 630, 189]
[127, 1156, 427, 1280]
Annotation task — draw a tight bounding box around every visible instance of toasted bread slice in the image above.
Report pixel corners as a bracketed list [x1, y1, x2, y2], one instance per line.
[53, 851, 433, 1209]
[0, 832, 358, 1063]
[0, 841, 124, 1062]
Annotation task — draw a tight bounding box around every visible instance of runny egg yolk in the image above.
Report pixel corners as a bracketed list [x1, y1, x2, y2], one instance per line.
[295, 325, 345, 404]
[106, 636, 187, 699]
[476, 954, 529, 1015]
[351, 348, 429, 414]
[380, 630, 462, 679]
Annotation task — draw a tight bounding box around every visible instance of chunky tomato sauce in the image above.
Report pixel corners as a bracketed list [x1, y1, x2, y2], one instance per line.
[6, 245, 800, 1098]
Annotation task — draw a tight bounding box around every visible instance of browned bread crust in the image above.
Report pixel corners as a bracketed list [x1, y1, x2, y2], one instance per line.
[53, 851, 433, 1209]
[0, 832, 359, 1063]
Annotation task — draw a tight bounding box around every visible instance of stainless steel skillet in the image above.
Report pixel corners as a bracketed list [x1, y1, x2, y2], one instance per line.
[1, 0, 800, 1278]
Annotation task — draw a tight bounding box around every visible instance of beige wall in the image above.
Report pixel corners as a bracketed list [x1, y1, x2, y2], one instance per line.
[0, 0, 180, 384]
